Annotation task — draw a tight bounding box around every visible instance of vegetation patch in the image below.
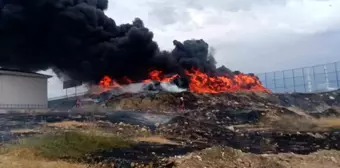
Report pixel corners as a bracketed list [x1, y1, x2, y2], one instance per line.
[134, 136, 178, 145]
[12, 131, 133, 161]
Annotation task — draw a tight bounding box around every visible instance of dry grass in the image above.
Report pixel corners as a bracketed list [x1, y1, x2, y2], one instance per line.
[312, 117, 340, 129]
[10, 129, 40, 134]
[269, 115, 317, 131]
[200, 146, 242, 161]
[173, 146, 286, 168]
[0, 127, 140, 168]
[3, 131, 133, 162]
[134, 136, 178, 145]
[0, 148, 89, 168]
[0, 155, 89, 168]
[47, 121, 95, 129]
[174, 147, 340, 168]
[0, 130, 134, 168]
[268, 115, 340, 131]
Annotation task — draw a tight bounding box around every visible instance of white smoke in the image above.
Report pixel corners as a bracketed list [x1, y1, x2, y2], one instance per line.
[121, 82, 186, 93]
[121, 83, 147, 93]
[87, 81, 186, 96]
[160, 82, 187, 92]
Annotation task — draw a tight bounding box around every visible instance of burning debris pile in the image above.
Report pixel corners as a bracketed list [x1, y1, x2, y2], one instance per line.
[0, 0, 269, 94]
[96, 68, 270, 94]
[95, 70, 186, 94]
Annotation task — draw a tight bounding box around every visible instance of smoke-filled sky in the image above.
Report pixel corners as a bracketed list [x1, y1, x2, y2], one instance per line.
[38, 0, 340, 98]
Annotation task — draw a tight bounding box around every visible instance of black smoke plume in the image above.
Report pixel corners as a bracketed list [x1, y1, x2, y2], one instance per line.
[0, 0, 234, 85]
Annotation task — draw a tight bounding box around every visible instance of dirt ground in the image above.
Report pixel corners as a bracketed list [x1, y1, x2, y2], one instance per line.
[1, 140, 340, 168]
[1, 90, 340, 167]
[0, 155, 89, 168]
[173, 147, 340, 168]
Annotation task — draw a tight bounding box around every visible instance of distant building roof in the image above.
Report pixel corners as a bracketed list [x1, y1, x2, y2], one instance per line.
[0, 68, 52, 79]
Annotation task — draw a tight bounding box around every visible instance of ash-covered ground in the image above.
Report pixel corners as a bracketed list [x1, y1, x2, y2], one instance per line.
[2, 89, 340, 168]
[105, 89, 340, 153]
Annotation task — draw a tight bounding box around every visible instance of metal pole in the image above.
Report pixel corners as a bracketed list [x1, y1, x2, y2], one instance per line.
[274, 72, 277, 92]
[292, 69, 296, 92]
[66, 88, 68, 97]
[312, 66, 316, 92]
[264, 73, 268, 88]
[302, 68, 306, 92]
[324, 65, 329, 90]
[283, 71, 286, 92]
[335, 62, 339, 88]
[75, 86, 77, 97]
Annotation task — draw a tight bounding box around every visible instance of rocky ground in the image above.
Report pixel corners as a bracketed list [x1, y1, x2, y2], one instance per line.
[1, 89, 340, 167]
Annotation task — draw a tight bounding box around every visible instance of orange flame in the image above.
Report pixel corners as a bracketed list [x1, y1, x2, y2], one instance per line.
[185, 68, 270, 93]
[143, 70, 179, 83]
[145, 70, 178, 83]
[99, 75, 121, 91]
[98, 69, 270, 93]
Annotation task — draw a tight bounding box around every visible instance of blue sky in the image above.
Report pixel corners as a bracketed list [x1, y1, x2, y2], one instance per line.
[42, 0, 340, 97]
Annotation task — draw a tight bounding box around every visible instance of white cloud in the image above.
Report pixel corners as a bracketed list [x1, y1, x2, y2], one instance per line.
[46, 0, 340, 97]
[143, 0, 340, 72]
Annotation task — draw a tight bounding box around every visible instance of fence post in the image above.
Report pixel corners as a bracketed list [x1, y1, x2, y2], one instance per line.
[264, 72, 268, 88]
[323, 65, 329, 90]
[302, 68, 307, 92]
[312, 66, 316, 92]
[335, 62, 339, 88]
[292, 69, 296, 92]
[283, 70, 286, 92]
[273, 72, 277, 92]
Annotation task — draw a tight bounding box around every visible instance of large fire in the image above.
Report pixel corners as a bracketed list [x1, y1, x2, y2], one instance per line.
[99, 69, 270, 93]
[184, 69, 270, 93]
[99, 75, 122, 92]
[143, 70, 178, 83]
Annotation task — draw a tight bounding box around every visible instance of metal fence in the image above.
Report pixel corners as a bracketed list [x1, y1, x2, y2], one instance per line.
[0, 104, 47, 109]
[48, 92, 87, 101]
[256, 61, 340, 93]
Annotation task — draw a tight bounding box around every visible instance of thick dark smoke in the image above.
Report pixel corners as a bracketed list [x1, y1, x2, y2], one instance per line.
[0, 0, 234, 85]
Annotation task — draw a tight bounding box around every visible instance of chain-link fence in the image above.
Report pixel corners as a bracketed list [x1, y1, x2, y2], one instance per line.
[256, 61, 340, 93]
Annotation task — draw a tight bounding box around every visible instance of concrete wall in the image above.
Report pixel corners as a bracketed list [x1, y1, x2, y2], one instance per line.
[0, 74, 48, 109]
